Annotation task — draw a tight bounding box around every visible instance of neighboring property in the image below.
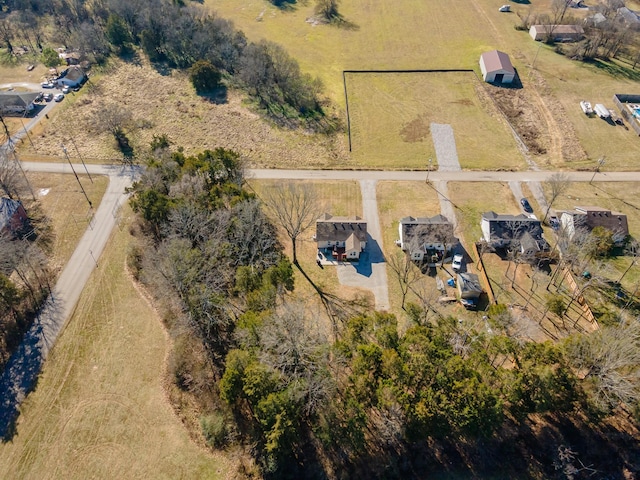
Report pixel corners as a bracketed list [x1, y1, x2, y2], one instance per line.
[55, 65, 86, 88]
[59, 51, 81, 65]
[481, 212, 549, 253]
[0, 92, 40, 116]
[0, 197, 28, 236]
[457, 272, 483, 309]
[316, 213, 368, 261]
[559, 206, 629, 245]
[529, 24, 584, 42]
[479, 50, 515, 84]
[397, 215, 458, 264]
[613, 94, 640, 136]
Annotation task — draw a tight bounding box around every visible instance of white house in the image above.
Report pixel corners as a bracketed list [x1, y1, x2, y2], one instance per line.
[479, 50, 515, 84]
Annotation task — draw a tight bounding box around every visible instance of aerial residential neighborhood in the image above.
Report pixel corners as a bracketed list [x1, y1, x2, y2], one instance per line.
[1, 0, 640, 478]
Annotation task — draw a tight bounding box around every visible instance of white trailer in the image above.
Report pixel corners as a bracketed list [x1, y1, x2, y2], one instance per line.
[594, 103, 611, 119]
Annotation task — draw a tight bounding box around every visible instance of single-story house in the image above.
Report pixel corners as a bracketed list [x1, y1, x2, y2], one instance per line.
[559, 206, 629, 245]
[529, 24, 584, 42]
[0, 197, 28, 236]
[479, 50, 515, 84]
[55, 66, 86, 88]
[398, 215, 458, 264]
[0, 92, 40, 116]
[316, 213, 368, 261]
[481, 212, 548, 251]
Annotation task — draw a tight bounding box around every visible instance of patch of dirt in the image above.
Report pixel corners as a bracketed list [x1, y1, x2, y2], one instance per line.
[482, 71, 587, 165]
[400, 114, 430, 143]
[21, 59, 350, 169]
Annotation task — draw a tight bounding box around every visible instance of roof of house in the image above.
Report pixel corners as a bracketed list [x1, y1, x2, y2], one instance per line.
[560, 206, 629, 237]
[482, 211, 544, 242]
[480, 50, 515, 74]
[457, 272, 483, 297]
[520, 231, 541, 253]
[531, 24, 584, 34]
[58, 65, 84, 82]
[0, 197, 23, 229]
[0, 92, 40, 110]
[316, 214, 368, 243]
[400, 215, 456, 245]
[345, 232, 358, 252]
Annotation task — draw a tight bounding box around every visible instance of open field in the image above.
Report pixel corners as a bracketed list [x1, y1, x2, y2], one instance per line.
[208, 0, 640, 169]
[0, 208, 232, 479]
[27, 172, 108, 273]
[347, 72, 525, 169]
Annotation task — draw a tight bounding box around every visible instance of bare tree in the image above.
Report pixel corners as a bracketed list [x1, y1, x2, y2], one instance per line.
[618, 239, 640, 284]
[566, 320, 640, 410]
[387, 250, 421, 310]
[543, 173, 570, 222]
[0, 150, 29, 200]
[262, 183, 320, 266]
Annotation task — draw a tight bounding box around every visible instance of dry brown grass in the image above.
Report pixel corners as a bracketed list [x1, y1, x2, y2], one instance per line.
[17, 59, 350, 168]
[0, 207, 234, 479]
[27, 172, 108, 273]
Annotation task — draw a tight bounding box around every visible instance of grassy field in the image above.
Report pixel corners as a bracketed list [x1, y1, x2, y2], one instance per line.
[27, 173, 108, 273]
[0, 207, 232, 479]
[347, 72, 525, 169]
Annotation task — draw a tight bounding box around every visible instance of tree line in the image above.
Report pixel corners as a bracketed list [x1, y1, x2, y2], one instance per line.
[0, 0, 338, 131]
[128, 142, 640, 478]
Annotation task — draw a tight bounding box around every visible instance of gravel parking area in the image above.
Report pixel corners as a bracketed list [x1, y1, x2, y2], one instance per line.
[431, 123, 461, 172]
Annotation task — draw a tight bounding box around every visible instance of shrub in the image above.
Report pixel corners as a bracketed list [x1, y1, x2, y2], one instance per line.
[200, 412, 229, 448]
[189, 60, 222, 94]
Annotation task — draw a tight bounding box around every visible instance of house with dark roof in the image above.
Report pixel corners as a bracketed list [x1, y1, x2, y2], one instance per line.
[55, 66, 86, 88]
[0, 197, 27, 236]
[481, 212, 548, 252]
[315, 214, 367, 261]
[559, 206, 629, 245]
[479, 50, 515, 84]
[398, 215, 458, 264]
[0, 92, 40, 116]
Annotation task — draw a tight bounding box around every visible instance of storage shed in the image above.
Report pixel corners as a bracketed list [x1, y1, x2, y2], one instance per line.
[479, 50, 515, 84]
[529, 24, 584, 42]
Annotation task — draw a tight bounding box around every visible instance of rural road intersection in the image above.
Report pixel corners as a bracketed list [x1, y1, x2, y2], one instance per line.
[0, 161, 639, 437]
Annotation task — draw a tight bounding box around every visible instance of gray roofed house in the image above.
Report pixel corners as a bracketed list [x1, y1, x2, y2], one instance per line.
[559, 206, 629, 245]
[55, 65, 86, 88]
[481, 211, 548, 252]
[0, 92, 40, 116]
[316, 213, 367, 261]
[398, 215, 458, 264]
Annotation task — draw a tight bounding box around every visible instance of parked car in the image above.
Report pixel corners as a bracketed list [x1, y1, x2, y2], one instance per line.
[53, 93, 64, 102]
[43, 93, 53, 102]
[62, 85, 70, 94]
[452, 254, 464, 271]
[520, 198, 533, 213]
[27, 64, 35, 71]
[498, 4, 511, 12]
[549, 216, 560, 230]
[41, 81, 54, 88]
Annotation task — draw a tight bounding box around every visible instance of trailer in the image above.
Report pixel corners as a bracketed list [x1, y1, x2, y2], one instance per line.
[580, 100, 593, 115]
[594, 103, 611, 119]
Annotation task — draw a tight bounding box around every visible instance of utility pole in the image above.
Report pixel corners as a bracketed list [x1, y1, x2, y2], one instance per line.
[68, 136, 92, 183]
[589, 157, 605, 184]
[62, 144, 92, 209]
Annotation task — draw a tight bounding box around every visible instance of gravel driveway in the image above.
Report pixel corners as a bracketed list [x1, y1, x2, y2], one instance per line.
[431, 123, 461, 172]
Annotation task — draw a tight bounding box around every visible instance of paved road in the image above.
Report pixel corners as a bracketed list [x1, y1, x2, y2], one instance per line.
[248, 169, 636, 183]
[336, 180, 389, 310]
[0, 161, 139, 438]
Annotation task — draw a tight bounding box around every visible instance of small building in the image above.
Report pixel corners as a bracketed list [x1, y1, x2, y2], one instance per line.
[55, 66, 86, 88]
[59, 51, 81, 66]
[0, 92, 40, 116]
[0, 197, 28, 236]
[479, 50, 515, 84]
[398, 215, 458, 264]
[481, 212, 547, 250]
[457, 272, 483, 309]
[559, 206, 629, 245]
[316, 213, 367, 261]
[529, 24, 584, 42]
